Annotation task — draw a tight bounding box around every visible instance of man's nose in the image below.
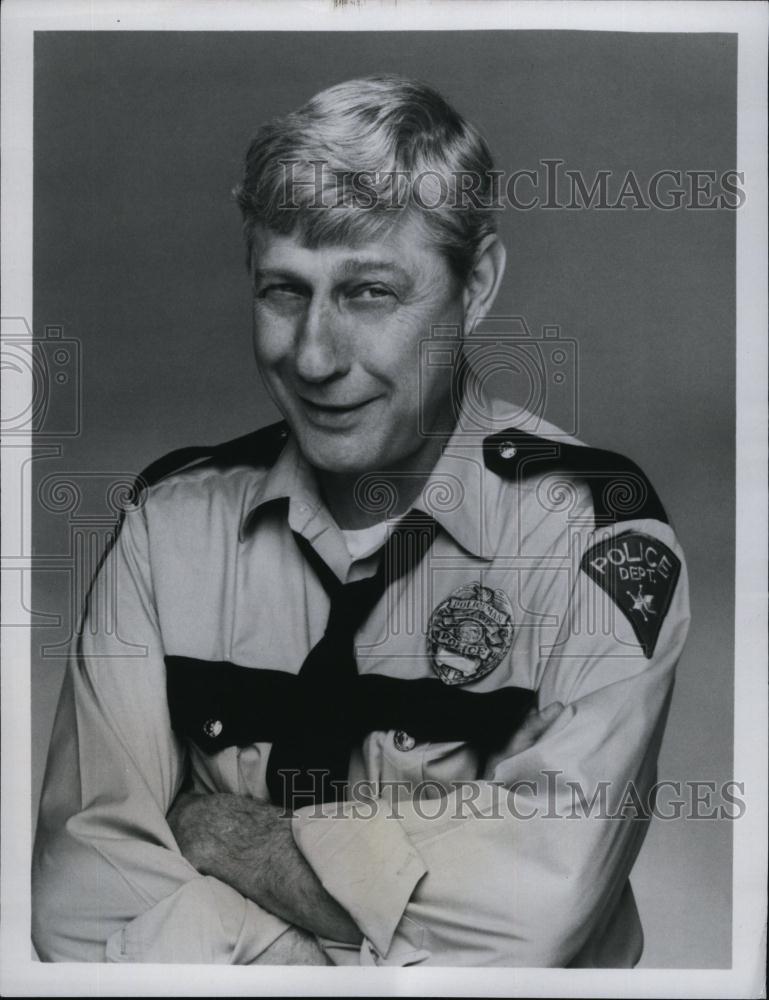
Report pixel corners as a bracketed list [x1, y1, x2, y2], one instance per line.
[294, 297, 349, 383]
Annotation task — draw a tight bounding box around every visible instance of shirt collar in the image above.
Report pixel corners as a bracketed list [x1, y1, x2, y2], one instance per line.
[239, 434, 325, 541]
[239, 400, 508, 561]
[410, 433, 490, 559]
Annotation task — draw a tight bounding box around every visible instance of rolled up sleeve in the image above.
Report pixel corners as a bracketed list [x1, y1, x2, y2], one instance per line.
[292, 797, 427, 958]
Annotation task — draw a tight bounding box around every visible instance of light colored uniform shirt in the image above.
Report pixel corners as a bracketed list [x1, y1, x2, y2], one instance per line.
[32, 402, 690, 966]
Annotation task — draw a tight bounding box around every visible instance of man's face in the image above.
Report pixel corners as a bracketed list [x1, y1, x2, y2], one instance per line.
[250, 215, 465, 476]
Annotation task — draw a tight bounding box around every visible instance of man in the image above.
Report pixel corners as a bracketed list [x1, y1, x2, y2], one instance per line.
[32, 75, 690, 966]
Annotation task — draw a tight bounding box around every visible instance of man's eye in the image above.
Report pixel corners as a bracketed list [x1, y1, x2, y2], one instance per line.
[257, 284, 305, 299]
[349, 285, 396, 301]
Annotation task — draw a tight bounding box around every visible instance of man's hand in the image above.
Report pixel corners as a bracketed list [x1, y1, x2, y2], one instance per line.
[167, 792, 362, 947]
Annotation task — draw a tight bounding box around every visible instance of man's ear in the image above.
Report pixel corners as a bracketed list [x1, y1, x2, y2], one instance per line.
[462, 234, 507, 331]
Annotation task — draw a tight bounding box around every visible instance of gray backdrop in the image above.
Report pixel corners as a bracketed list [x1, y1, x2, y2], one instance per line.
[31, 30, 736, 968]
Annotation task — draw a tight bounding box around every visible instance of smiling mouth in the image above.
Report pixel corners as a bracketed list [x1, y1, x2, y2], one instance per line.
[300, 397, 376, 414]
[298, 396, 378, 426]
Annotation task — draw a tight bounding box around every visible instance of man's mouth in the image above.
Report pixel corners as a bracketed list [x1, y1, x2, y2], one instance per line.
[301, 398, 369, 412]
[298, 395, 379, 425]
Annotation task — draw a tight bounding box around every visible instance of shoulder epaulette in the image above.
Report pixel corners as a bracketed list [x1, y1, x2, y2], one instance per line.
[132, 419, 289, 501]
[483, 427, 668, 526]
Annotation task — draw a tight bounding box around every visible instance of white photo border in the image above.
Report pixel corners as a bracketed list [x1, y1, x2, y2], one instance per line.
[1, 1, 766, 996]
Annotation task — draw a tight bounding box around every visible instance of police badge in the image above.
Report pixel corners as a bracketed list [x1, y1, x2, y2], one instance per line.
[427, 582, 514, 686]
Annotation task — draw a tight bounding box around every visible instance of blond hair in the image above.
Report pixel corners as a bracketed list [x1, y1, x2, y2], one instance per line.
[234, 75, 498, 282]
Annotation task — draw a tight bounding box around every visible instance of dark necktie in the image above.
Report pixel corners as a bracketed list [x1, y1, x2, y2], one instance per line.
[265, 510, 436, 810]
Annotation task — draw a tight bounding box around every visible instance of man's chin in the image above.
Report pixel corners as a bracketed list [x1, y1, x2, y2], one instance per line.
[308, 451, 383, 478]
[293, 426, 384, 477]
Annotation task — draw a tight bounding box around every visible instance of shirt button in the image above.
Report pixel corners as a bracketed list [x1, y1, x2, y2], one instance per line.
[498, 440, 517, 459]
[203, 718, 223, 739]
[394, 730, 416, 752]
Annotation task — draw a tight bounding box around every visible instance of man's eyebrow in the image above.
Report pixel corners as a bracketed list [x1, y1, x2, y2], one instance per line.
[337, 258, 411, 280]
[252, 260, 413, 284]
[252, 267, 305, 283]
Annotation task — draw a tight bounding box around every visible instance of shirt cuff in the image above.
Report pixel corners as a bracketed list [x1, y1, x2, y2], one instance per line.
[105, 876, 289, 963]
[292, 798, 427, 959]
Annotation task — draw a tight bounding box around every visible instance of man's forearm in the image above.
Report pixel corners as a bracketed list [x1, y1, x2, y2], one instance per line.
[168, 792, 362, 945]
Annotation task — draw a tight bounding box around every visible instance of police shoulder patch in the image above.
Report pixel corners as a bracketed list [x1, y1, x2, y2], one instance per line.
[581, 531, 681, 658]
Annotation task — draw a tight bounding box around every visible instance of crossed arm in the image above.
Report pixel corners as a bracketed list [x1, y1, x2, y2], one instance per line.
[34, 507, 557, 964]
[33, 507, 690, 965]
[167, 792, 359, 963]
[166, 704, 561, 963]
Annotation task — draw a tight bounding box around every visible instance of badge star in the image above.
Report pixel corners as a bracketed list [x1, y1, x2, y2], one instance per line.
[626, 585, 656, 622]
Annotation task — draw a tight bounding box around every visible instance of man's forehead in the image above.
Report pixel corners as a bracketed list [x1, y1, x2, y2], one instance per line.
[250, 219, 440, 277]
